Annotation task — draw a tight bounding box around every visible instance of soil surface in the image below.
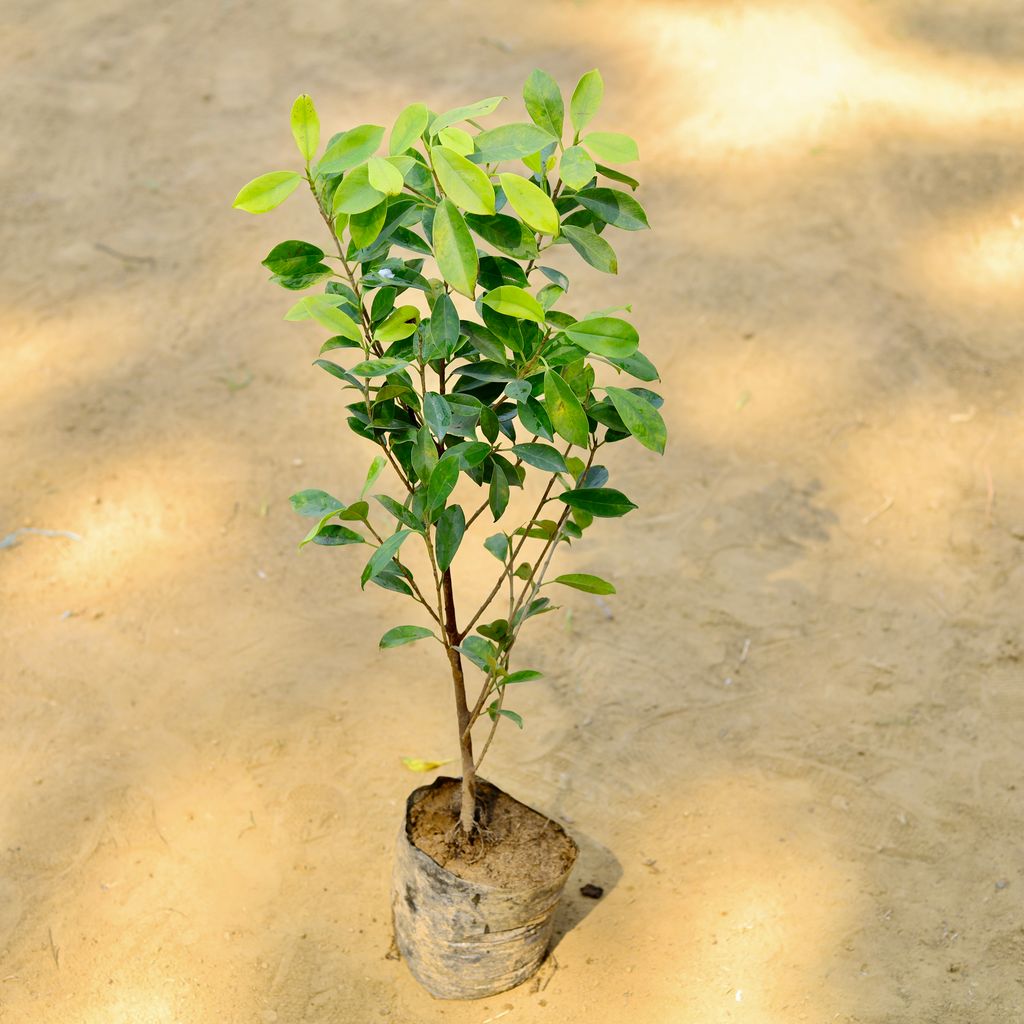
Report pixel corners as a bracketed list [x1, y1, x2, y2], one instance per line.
[408, 778, 577, 889]
[3, 1, 1024, 1022]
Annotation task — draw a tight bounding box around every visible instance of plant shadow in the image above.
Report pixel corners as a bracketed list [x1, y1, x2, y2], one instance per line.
[549, 825, 623, 951]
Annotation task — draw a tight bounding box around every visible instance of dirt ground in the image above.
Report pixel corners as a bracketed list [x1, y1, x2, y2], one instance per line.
[2, 0, 1023, 1021]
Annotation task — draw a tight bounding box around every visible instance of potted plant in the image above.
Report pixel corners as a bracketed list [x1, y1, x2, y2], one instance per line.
[233, 68, 664, 999]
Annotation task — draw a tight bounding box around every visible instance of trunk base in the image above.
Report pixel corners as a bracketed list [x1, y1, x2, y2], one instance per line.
[392, 776, 578, 999]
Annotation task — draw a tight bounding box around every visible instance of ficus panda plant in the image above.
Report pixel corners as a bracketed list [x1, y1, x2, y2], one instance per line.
[234, 69, 664, 844]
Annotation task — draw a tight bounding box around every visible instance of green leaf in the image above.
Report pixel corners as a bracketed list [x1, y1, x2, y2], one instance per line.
[302, 294, 363, 342]
[367, 156, 405, 196]
[557, 487, 637, 517]
[290, 489, 344, 518]
[361, 455, 387, 498]
[361, 529, 413, 588]
[504, 380, 533, 403]
[609, 350, 660, 382]
[350, 356, 411, 377]
[460, 635, 498, 672]
[432, 199, 478, 298]
[332, 164, 385, 214]
[349, 200, 387, 248]
[262, 240, 326, 276]
[438, 125, 474, 156]
[412, 424, 438, 483]
[442, 440, 491, 468]
[544, 369, 589, 447]
[473, 123, 558, 162]
[431, 145, 495, 215]
[564, 317, 639, 358]
[487, 704, 524, 729]
[596, 164, 640, 190]
[518, 396, 554, 441]
[390, 103, 429, 155]
[425, 293, 459, 360]
[465, 213, 539, 260]
[570, 70, 604, 135]
[488, 466, 509, 520]
[503, 669, 543, 684]
[561, 224, 617, 274]
[583, 131, 639, 163]
[375, 494, 424, 531]
[423, 393, 453, 439]
[498, 173, 559, 235]
[319, 124, 385, 174]
[313, 359, 358, 386]
[339, 501, 369, 522]
[552, 572, 616, 594]
[484, 533, 509, 561]
[312, 524, 365, 547]
[574, 187, 649, 231]
[559, 146, 596, 190]
[606, 386, 666, 454]
[380, 625, 435, 649]
[523, 69, 564, 140]
[233, 171, 302, 214]
[434, 503, 466, 572]
[430, 95, 505, 136]
[291, 94, 320, 162]
[511, 442, 568, 473]
[426, 455, 460, 516]
[481, 286, 545, 324]
[374, 305, 420, 343]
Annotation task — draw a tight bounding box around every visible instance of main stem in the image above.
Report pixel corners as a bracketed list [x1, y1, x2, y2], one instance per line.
[442, 568, 476, 833]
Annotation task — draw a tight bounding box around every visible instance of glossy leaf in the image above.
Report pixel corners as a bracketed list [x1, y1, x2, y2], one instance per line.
[570, 70, 603, 134]
[360, 455, 387, 498]
[583, 131, 639, 163]
[561, 224, 617, 274]
[375, 494, 424, 531]
[438, 125, 474, 156]
[424, 392, 452, 439]
[498, 173, 559, 235]
[488, 466, 509, 520]
[511, 442, 568, 473]
[564, 317, 638, 358]
[559, 146, 596, 190]
[575, 187, 649, 231]
[291, 94, 319, 162]
[523, 69, 563, 139]
[262, 240, 325, 276]
[484, 533, 509, 561]
[431, 145, 495, 215]
[233, 171, 302, 213]
[390, 103, 429, 155]
[481, 285, 545, 324]
[606, 386, 666, 453]
[431, 95, 505, 135]
[319, 124, 385, 174]
[552, 573, 616, 594]
[380, 625, 435, 648]
[426, 455, 460, 516]
[412, 425, 438, 482]
[465, 213, 538, 260]
[367, 156, 405, 196]
[544, 369, 589, 447]
[428, 292, 461, 359]
[557, 487, 637, 517]
[349, 201, 387, 248]
[290, 489, 344, 518]
[303, 294, 363, 342]
[312, 524, 365, 547]
[487, 704, 524, 729]
[432, 199, 478, 298]
[360, 529, 413, 588]
[374, 305, 420, 343]
[473, 123, 558, 162]
[434, 503, 466, 571]
[332, 164, 385, 214]
[350, 356, 412, 377]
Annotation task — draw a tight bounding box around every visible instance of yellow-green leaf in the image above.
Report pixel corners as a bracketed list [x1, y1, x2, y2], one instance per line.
[401, 756, 453, 772]
[437, 125, 474, 156]
[290, 94, 320, 163]
[544, 369, 589, 447]
[582, 131, 639, 164]
[302, 295, 363, 342]
[319, 125, 385, 174]
[367, 156, 405, 195]
[389, 103, 429, 155]
[570, 70, 604, 135]
[232, 171, 302, 214]
[559, 146, 596, 190]
[332, 164, 384, 214]
[432, 199, 478, 298]
[498, 172, 559, 235]
[374, 304, 421, 342]
[431, 145, 495, 215]
[482, 286, 545, 324]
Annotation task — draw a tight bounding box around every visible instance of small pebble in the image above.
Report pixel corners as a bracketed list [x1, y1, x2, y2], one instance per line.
[995, 879, 1009, 891]
[580, 883, 604, 899]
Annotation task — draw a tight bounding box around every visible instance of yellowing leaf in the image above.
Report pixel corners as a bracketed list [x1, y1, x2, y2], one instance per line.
[401, 757, 454, 773]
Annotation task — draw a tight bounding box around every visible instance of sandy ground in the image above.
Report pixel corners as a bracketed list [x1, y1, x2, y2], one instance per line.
[2, 0, 1024, 1021]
